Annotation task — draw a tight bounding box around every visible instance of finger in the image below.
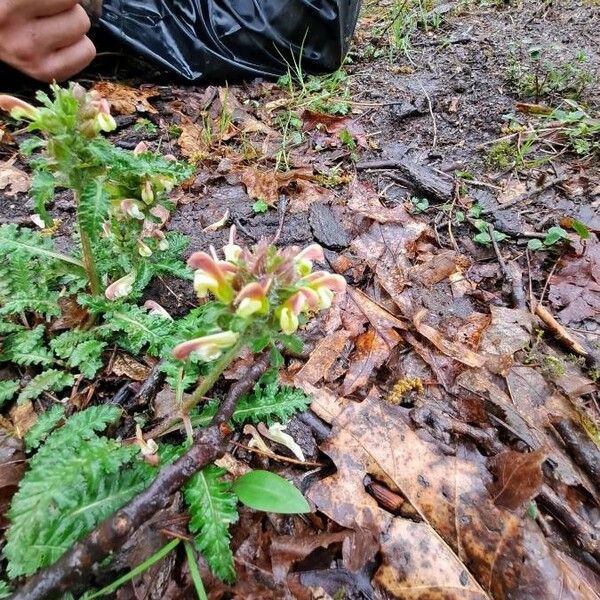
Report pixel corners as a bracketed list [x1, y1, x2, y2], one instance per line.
[38, 5, 91, 51]
[30, 0, 81, 18]
[34, 36, 96, 82]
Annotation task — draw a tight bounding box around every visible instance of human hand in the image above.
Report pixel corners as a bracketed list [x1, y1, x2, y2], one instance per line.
[0, 0, 96, 82]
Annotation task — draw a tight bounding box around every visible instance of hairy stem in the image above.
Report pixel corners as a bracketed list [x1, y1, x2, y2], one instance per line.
[182, 336, 248, 414]
[75, 192, 101, 296]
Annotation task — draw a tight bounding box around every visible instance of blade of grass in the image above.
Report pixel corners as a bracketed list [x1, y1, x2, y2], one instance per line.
[86, 539, 180, 599]
[184, 542, 209, 600]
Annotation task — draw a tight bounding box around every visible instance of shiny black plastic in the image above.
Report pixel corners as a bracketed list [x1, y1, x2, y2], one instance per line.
[100, 0, 361, 82]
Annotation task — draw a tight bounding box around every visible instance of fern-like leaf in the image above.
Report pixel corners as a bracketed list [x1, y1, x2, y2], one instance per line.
[0, 326, 54, 367]
[24, 404, 65, 450]
[98, 303, 175, 355]
[30, 169, 56, 226]
[50, 330, 106, 378]
[184, 466, 238, 583]
[78, 178, 110, 242]
[193, 372, 310, 428]
[0, 581, 11, 599]
[4, 406, 155, 577]
[0, 380, 20, 407]
[17, 369, 74, 403]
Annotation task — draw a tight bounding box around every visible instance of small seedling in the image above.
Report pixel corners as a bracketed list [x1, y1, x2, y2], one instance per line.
[252, 199, 270, 214]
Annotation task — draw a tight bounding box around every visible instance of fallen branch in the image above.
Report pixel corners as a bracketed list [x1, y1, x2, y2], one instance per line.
[9, 351, 271, 600]
[534, 304, 587, 356]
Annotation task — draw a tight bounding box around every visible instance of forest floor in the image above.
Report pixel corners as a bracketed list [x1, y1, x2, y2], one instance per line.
[1, 0, 600, 599]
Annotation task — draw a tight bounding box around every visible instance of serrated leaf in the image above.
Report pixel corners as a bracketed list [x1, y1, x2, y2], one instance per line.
[233, 470, 310, 514]
[277, 334, 304, 354]
[24, 404, 65, 450]
[30, 170, 56, 226]
[78, 179, 109, 242]
[17, 369, 74, 403]
[0, 380, 20, 407]
[184, 466, 238, 583]
[5, 406, 155, 577]
[0, 326, 54, 367]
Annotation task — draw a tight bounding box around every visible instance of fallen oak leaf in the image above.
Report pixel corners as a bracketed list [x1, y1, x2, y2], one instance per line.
[413, 309, 485, 368]
[241, 166, 318, 205]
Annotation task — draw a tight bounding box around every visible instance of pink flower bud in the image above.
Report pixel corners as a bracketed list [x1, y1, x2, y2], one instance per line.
[295, 243, 324, 275]
[120, 199, 145, 220]
[279, 291, 308, 334]
[187, 252, 234, 303]
[144, 300, 173, 320]
[172, 330, 239, 361]
[133, 141, 150, 155]
[105, 273, 135, 301]
[0, 95, 40, 121]
[234, 282, 269, 318]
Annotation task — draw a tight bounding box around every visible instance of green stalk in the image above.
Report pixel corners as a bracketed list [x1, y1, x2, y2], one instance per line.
[181, 335, 247, 414]
[184, 542, 209, 600]
[75, 191, 102, 296]
[87, 539, 180, 599]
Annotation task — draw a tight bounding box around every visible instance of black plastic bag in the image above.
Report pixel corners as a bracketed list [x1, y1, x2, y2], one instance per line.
[99, 0, 361, 82]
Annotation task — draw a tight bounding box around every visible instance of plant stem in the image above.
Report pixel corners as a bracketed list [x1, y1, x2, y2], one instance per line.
[184, 542, 209, 600]
[182, 336, 248, 414]
[75, 191, 102, 296]
[87, 539, 180, 599]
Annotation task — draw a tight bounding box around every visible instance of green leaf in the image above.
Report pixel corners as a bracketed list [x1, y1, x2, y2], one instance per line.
[0, 380, 20, 407]
[277, 334, 304, 354]
[30, 170, 56, 226]
[544, 226, 568, 246]
[184, 466, 238, 583]
[527, 238, 544, 251]
[233, 470, 311, 514]
[5, 406, 154, 577]
[78, 178, 110, 242]
[17, 369, 74, 403]
[252, 199, 269, 214]
[24, 405, 65, 450]
[250, 335, 271, 353]
[193, 372, 310, 428]
[0, 581, 11, 599]
[570, 219, 590, 240]
[0, 326, 54, 367]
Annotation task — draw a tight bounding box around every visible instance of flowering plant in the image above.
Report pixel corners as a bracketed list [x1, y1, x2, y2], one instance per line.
[157, 229, 346, 417]
[0, 84, 192, 296]
[172, 228, 346, 363]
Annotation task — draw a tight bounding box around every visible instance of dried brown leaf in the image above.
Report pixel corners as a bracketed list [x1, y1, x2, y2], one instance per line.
[91, 82, 159, 115]
[110, 353, 151, 382]
[413, 310, 485, 368]
[0, 157, 30, 196]
[488, 449, 546, 510]
[549, 236, 600, 325]
[308, 389, 598, 600]
[0, 427, 26, 528]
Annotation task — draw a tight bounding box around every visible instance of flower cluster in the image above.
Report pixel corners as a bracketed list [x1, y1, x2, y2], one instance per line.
[172, 228, 346, 362]
[0, 83, 117, 137]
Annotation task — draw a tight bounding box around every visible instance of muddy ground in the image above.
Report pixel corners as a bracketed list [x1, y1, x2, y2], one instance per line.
[1, 0, 600, 599]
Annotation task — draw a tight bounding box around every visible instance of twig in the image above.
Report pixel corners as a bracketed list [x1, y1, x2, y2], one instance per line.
[538, 484, 600, 563]
[551, 418, 599, 485]
[9, 352, 271, 600]
[230, 441, 325, 468]
[271, 194, 288, 245]
[487, 224, 526, 309]
[419, 81, 437, 151]
[534, 304, 587, 357]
